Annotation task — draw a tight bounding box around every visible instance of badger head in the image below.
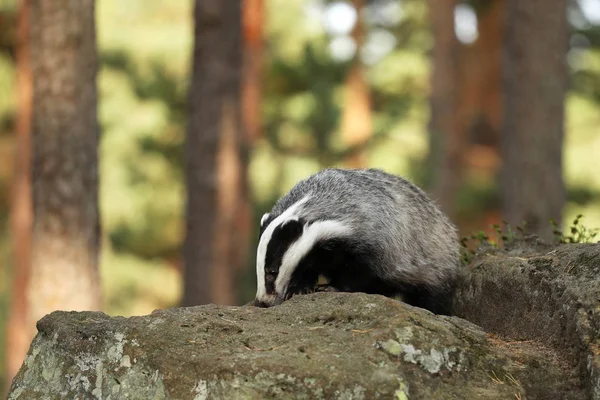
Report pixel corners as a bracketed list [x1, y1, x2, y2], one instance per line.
[253, 197, 352, 307]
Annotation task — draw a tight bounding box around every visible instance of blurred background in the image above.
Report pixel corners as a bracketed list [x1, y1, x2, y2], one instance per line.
[1, 0, 600, 393]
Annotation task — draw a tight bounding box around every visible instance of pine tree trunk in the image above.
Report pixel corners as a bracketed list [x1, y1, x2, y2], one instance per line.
[340, 0, 371, 168]
[457, 1, 504, 174]
[183, 0, 247, 306]
[454, 0, 504, 235]
[501, 0, 567, 240]
[28, 0, 101, 328]
[242, 0, 263, 143]
[427, 0, 460, 217]
[237, 0, 262, 278]
[6, 0, 33, 386]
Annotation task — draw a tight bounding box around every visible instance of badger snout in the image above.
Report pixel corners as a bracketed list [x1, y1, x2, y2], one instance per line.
[251, 299, 270, 308]
[251, 294, 284, 308]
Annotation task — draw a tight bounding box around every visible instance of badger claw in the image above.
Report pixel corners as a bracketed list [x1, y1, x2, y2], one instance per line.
[313, 285, 338, 293]
[286, 284, 339, 301]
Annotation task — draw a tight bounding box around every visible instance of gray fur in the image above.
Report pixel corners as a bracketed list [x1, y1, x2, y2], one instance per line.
[258, 168, 461, 310]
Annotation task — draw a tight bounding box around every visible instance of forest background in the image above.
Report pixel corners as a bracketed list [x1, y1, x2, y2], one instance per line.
[1, 0, 600, 393]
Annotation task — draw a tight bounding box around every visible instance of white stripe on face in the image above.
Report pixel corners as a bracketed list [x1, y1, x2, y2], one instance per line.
[255, 197, 309, 300]
[275, 220, 352, 296]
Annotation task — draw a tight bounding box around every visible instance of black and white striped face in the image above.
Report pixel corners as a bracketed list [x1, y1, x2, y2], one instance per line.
[253, 197, 352, 307]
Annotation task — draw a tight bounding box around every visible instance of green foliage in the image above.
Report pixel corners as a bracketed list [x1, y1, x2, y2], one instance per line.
[552, 214, 599, 244]
[0, 54, 15, 135]
[0, 0, 16, 10]
[459, 221, 526, 265]
[95, 0, 191, 315]
[461, 214, 600, 265]
[100, 247, 181, 316]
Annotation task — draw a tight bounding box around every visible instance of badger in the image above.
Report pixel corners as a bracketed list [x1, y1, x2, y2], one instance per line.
[252, 168, 461, 315]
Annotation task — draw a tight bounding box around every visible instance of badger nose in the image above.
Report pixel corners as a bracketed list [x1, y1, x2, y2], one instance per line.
[251, 295, 285, 308]
[251, 299, 270, 308]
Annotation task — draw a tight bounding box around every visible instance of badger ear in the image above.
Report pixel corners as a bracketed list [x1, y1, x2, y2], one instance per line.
[260, 213, 270, 227]
[279, 218, 304, 239]
[259, 213, 272, 238]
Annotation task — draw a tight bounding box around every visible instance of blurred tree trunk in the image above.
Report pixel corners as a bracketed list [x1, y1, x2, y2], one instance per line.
[458, 2, 503, 170]
[27, 0, 102, 328]
[242, 0, 263, 143]
[235, 0, 262, 282]
[340, 0, 372, 168]
[427, 0, 459, 217]
[6, 0, 32, 386]
[183, 0, 247, 306]
[501, 0, 567, 240]
[454, 0, 505, 236]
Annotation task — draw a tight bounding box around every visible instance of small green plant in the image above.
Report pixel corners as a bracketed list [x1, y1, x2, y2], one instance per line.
[460, 221, 527, 266]
[461, 215, 598, 265]
[552, 215, 599, 244]
[460, 231, 487, 266]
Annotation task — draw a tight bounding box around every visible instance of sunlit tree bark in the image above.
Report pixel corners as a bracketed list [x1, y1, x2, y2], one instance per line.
[6, 0, 32, 386]
[27, 0, 102, 328]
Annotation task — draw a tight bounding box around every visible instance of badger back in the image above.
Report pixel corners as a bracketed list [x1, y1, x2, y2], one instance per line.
[255, 168, 460, 303]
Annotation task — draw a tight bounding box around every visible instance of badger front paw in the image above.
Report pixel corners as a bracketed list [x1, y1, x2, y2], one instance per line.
[313, 285, 339, 293]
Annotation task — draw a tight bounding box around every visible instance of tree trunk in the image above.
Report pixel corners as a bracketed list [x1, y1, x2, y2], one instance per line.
[501, 0, 567, 240]
[6, 0, 32, 387]
[237, 0, 262, 279]
[340, 0, 371, 168]
[427, 0, 460, 218]
[183, 0, 247, 306]
[28, 0, 101, 328]
[454, 0, 505, 236]
[457, 1, 504, 175]
[242, 0, 263, 143]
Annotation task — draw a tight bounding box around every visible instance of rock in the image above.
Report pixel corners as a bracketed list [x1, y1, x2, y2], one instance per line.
[5, 293, 544, 399]
[454, 237, 600, 400]
[8, 238, 599, 399]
